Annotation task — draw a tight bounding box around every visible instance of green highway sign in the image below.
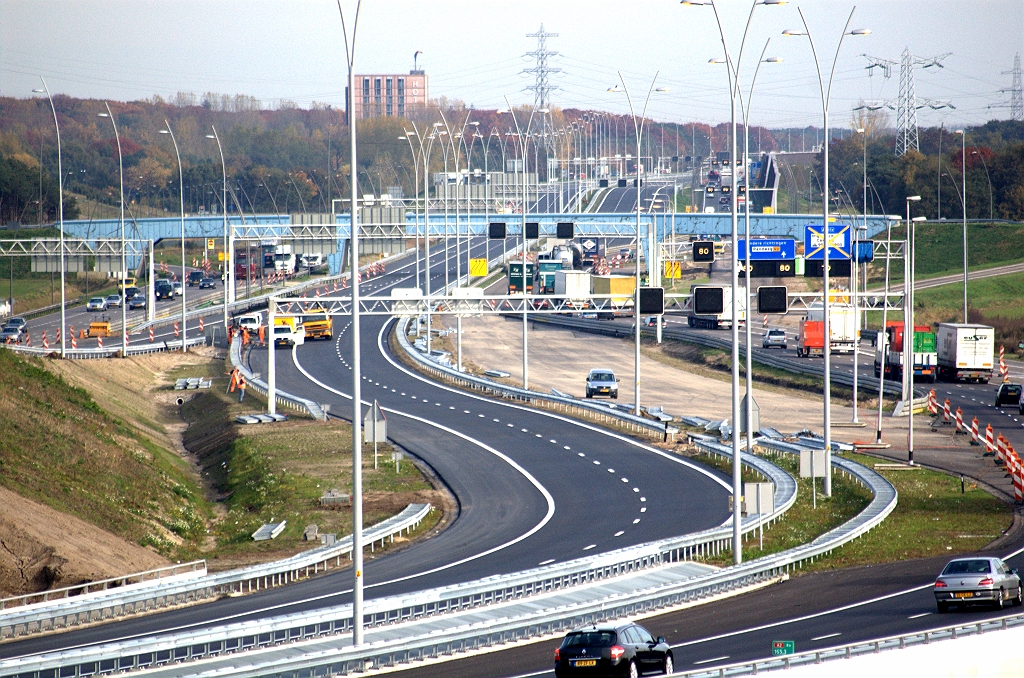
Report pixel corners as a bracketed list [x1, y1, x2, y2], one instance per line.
[772, 640, 795, 656]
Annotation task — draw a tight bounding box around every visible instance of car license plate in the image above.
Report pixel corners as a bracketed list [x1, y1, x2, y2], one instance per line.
[954, 592, 973, 599]
[572, 659, 598, 667]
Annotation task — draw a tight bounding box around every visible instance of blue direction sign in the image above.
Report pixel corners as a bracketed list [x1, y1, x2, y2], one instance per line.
[737, 238, 795, 261]
[804, 223, 851, 260]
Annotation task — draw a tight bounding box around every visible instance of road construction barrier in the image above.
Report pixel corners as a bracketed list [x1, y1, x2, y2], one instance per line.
[986, 425, 996, 454]
[149, 327, 154, 342]
[41, 331, 48, 350]
[971, 417, 981, 445]
[199, 317, 205, 332]
[997, 435, 1009, 465]
[927, 390, 938, 415]
[1000, 345, 1008, 381]
[955, 407, 965, 434]
[173, 322, 179, 338]
[943, 398, 952, 425]
[96, 336, 102, 349]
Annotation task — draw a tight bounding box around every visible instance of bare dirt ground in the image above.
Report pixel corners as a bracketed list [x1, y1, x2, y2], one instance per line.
[0, 487, 167, 598]
[452, 314, 957, 454]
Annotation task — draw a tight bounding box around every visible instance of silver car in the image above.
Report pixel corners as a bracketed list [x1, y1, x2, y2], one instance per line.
[86, 297, 108, 312]
[934, 557, 1022, 612]
[762, 328, 788, 349]
[586, 368, 619, 399]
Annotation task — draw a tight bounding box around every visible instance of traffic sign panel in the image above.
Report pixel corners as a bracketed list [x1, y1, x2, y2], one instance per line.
[737, 238, 795, 261]
[804, 224, 851, 260]
[469, 258, 488, 277]
[772, 640, 795, 656]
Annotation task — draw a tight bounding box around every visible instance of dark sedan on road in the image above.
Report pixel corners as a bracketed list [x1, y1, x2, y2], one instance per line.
[128, 295, 147, 310]
[3, 316, 27, 331]
[554, 623, 673, 677]
[934, 557, 1022, 612]
[199, 278, 217, 289]
[995, 383, 1022, 408]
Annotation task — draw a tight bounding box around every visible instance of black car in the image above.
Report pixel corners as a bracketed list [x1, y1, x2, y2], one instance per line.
[554, 623, 672, 677]
[187, 271, 205, 287]
[199, 277, 217, 289]
[155, 283, 174, 300]
[995, 383, 1022, 408]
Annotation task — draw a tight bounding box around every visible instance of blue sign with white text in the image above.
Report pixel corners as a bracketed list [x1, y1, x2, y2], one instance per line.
[737, 238, 795, 261]
[804, 223, 851, 260]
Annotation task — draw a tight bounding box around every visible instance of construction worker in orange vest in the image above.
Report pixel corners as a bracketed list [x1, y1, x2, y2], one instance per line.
[258, 324, 266, 345]
[242, 328, 250, 346]
[228, 367, 239, 393]
[237, 374, 246, 402]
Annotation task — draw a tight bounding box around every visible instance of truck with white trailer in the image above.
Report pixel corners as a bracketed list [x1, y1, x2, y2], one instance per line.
[936, 323, 994, 383]
[805, 303, 857, 354]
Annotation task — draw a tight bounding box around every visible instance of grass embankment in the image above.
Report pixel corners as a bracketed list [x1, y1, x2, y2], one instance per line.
[0, 350, 209, 557]
[0, 347, 444, 588]
[687, 446, 1012, 571]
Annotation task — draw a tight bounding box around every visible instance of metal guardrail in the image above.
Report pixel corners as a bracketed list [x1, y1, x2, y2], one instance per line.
[396, 316, 678, 440]
[533, 314, 915, 398]
[678, 612, 1024, 677]
[229, 335, 327, 420]
[1, 336, 207, 360]
[0, 438, 894, 678]
[0, 561, 206, 611]
[0, 504, 431, 642]
[0, 319, 899, 678]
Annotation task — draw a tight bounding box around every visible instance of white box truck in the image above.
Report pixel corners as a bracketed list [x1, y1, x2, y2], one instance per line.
[554, 270, 592, 308]
[936, 323, 994, 383]
[687, 284, 747, 329]
[805, 303, 857, 353]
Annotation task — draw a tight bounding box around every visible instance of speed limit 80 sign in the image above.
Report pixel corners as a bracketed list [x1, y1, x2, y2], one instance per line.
[692, 241, 714, 262]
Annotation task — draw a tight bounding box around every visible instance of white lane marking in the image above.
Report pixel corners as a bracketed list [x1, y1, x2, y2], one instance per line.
[538, 559, 555, 566]
[293, 342, 558, 588]
[811, 632, 841, 641]
[535, 433, 542, 437]
[564, 446, 571, 450]
[641, 507, 647, 513]
[669, 583, 936, 649]
[607, 468, 615, 473]
[377, 315, 733, 494]
[632, 519, 640, 524]
[614, 531, 625, 537]
[549, 439, 557, 444]
[693, 656, 730, 665]
[578, 453, 586, 457]
[621, 478, 629, 483]
[508, 423, 514, 427]
[583, 544, 596, 550]
[908, 612, 932, 619]
[593, 460, 601, 465]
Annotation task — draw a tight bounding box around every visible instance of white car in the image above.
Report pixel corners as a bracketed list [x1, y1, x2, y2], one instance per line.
[235, 313, 263, 332]
[172, 281, 183, 296]
[273, 324, 305, 347]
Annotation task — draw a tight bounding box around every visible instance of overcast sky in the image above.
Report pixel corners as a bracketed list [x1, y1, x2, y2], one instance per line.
[2, 0, 1021, 129]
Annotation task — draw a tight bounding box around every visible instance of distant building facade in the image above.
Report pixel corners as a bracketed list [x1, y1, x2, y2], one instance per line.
[346, 70, 427, 121]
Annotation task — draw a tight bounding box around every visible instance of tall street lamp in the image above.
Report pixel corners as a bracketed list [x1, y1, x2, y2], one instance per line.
[336, 0, 365, 646]
[398, 131, 422, 293]
[98, 103, 127, 357]
[735, 43, 781, 474]
[852, 126, 867, 423]
[905, 195, 925, 465]
[609, 75, 667, 417]
[874, 214, 900, 444]
[955, 129, 968, 322]
[784, 7, 870, 497]
[205, 127, 230, 335]
[501, 98, 546, 390]
[159, 122, 188, 353]
[33, 78, 66, 358]
[683, 0, 784, 564]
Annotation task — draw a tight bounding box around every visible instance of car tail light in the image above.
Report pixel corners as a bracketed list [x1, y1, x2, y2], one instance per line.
[979, 578, 994, 586]
[934, 580, 947, 588]
[553, 648, 560, 662]
[610, 645, 626, 661]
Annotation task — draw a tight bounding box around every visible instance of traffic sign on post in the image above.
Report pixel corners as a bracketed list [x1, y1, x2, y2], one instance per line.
[638, 287, 664, 315]
[772, 641, 795, 656]
[692, 241, 714, 262]
[757, 286, 788, 314]
[469, 258, 488, 278]
[664, 261, 682, 279]
[737, 238, 796, 261]
[804, 223, 851, 260]
[207, 238, 216, 249]
[556, 222, 574, 240]
[525, 222, 539, 240]
[488, 223, 506, 239]
[693, 286, 724, 315]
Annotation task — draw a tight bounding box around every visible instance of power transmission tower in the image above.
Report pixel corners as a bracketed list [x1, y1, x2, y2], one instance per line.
[523, 25, 560, 163]
[1002, 53, 1023, 121]
[861, 48, 953, 156]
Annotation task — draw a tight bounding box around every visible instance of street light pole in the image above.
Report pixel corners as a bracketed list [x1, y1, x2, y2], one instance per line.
[609, 74, 666, 418]
[956, 129, 967, 322]
[685, 0, 783, 564]
[905, 197, 924, 465]
[205, 127, 229, 336]
[784, 7, 870, 497]
[159, 122, 187, 353]
[502, 98, 545, 391]
[34, 79, 66, 358]
[336, 0, 364, 646]
[853, 126, 867, 423]
[98, 103, 126, 357]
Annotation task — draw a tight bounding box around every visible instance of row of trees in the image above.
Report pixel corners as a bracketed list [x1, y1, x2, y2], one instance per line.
[825, 119, 1024, 220]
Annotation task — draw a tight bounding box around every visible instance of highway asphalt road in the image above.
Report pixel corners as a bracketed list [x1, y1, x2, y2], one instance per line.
[0, 238, 734, 662]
